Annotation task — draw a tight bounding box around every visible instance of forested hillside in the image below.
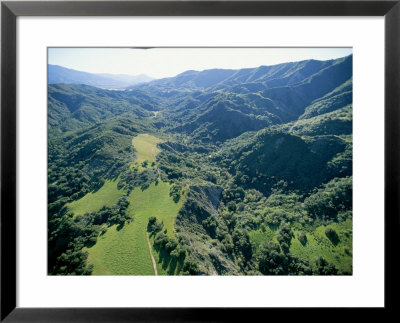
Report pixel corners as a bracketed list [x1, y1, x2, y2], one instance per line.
[48, 55, 352, 275]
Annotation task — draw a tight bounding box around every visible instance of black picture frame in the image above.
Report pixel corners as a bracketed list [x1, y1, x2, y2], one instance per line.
[1, 0, 399, 321]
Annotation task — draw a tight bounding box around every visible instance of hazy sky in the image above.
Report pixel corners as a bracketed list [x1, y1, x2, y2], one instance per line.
[48, 47, 352, 79]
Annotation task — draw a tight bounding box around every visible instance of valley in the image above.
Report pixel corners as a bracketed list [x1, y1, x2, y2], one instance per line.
[48, 54, 353, 276]
[65, 133, 184, 275]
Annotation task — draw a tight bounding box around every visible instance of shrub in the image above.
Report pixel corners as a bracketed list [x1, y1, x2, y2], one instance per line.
[154, 233, 169, 248]
[147, 216, 164, 233]
[325, 228, 340, 245]
[165, 238, 178, 252]
[182, 258, 199, 275]
[298, 232, 307, 246]
[315, 256, 338, 275]
[277, 224, 293, 253]
[232, 228, 252, 261]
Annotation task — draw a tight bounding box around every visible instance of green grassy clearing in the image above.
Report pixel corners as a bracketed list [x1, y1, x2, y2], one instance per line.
[249, 219, 352, 273]
[249, 226, 276, 252]
[86, 181, 183, 275]
[131, 134, 162, 171]
[67, 178, 125, 217]
[290, 219, 352, 273]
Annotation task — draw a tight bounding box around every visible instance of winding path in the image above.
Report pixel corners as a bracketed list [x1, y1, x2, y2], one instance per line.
[146, 232, 158, 276]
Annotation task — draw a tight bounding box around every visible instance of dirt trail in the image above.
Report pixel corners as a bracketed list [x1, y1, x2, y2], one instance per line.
[146, 232, 158, 276]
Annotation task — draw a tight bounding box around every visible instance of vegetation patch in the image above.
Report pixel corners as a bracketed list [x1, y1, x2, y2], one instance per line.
[131, 133, 162, 171]
[67, 178, 125, 217]
[249, 227, 276, 252]
[290, 218, 352, 273]
[86, 181, 184, 275]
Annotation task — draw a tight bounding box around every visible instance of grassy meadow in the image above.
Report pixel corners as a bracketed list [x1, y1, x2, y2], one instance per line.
[131, 134, 162, 171]
[67, 178, 124, 217]
[290, 219, 353, 273]
[249, 218, 352, 273]
[85, 181, 183, 275]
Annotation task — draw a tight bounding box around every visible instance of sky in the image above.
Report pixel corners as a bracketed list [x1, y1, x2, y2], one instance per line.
[48, 47, 352, 79]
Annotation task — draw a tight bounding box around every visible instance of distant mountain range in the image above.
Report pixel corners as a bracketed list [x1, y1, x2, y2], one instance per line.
[48, 64, 154, 89]
[48, 55, 352, 141]
[131, 55, 350, 92]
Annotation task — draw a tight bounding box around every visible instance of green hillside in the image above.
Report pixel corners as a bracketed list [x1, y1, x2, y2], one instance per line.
[86, 181, 183, 275]
[48, 54, 353, 276]
[131, 133, 162, 170]
[63, 133, 183, 275]
[290, 219, 352, 273]
[67, 178, 124, 217]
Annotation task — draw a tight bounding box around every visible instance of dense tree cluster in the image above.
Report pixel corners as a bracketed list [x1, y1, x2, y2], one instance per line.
[119, 167, 158, 192]
[147, 216, 164, 234]
[48, 117, 140, 217]
[304, 176, 352, 221]
[148, 217, 187, 266]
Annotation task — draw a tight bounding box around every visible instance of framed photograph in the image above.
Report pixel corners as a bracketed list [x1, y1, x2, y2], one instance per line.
[1, 0, 399, 321]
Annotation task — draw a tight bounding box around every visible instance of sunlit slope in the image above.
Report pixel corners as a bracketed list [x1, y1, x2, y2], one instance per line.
[67, 133, 161, 217]
[290, 219, 352, 273]
[132, 134, 162, 166]
[67, 178, 124, 217]
[249, 218, 352, 273]
[86, 181, 182, 275]
[68, 133, 182, 275]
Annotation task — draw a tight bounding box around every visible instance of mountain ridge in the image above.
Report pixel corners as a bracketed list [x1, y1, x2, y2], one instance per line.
[48, 64, 154, 89]
[132, 55, 351, 92]
[49, 55, 352, 143]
